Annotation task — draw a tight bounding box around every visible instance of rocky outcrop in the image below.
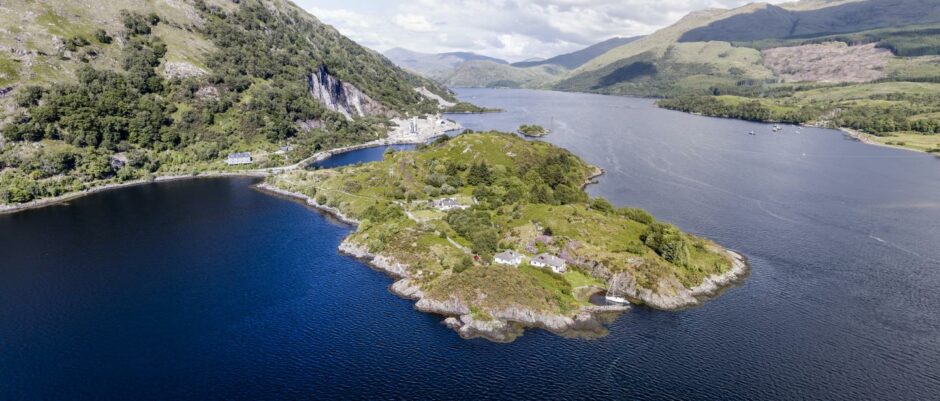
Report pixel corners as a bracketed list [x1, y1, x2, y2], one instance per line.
[306, 64, 390, 120]
[606, 250, 749, 310]
[415, 87, 455, 108]
[163, 61, 207, 79]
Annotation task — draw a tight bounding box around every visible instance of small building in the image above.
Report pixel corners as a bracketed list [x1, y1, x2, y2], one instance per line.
[226, 152, 252, 166]
[274, 146, 292, 155]
[494, 250, 523, 267]
[109, 153, 128, 170]
[530, 253, 567, 274]
[431, 197, 465, 211]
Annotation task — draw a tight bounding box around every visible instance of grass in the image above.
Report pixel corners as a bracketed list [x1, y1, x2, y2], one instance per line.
[0, 54, 19, 86]
[270, 133, 735, 318]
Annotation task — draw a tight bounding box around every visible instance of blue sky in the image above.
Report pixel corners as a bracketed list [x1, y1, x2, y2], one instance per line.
[293, 0, 787, 61]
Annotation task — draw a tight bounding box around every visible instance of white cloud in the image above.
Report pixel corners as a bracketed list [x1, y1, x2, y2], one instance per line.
[296, 0, 790, 62]
[393, 13, 436, 32]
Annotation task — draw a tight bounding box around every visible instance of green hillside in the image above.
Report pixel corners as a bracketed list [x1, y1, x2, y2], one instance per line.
[557, 0, 940, 153]
[0, 0, 454, 204]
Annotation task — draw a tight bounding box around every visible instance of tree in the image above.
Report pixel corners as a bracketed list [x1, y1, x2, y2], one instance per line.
[642, 223, 691, 267]
[466, 161, 493, 186]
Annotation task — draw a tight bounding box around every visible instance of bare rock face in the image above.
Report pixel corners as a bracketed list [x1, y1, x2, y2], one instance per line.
[306, 64, 390, 120]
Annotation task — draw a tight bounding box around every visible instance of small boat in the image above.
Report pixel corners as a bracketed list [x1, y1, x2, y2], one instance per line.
[605, 294, 631, 305]
[748, 130, 756, 136]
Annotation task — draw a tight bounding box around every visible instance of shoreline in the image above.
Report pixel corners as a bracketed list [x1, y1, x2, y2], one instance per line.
[255, 182, 631, 343]
[0, 172, 267, 216]
[256, 179, 750, 342]
[0, 116, 463, 216]
[837, 127, 933, 155]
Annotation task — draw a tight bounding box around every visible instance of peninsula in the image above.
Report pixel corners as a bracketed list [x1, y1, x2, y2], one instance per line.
[263, 132, 747, 342]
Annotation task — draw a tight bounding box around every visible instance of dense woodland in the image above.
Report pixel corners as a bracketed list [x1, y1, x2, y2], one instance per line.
[0, 0, 447, 204]
[658, 93, 940, 136]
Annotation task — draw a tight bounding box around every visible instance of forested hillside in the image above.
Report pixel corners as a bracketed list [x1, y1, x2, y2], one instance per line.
[0, 0, 453, 204]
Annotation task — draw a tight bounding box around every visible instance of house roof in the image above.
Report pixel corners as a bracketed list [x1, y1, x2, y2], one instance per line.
[228, 152, 251, 158]
[494, 250, 521, 260]
[534, 253, 566, 268]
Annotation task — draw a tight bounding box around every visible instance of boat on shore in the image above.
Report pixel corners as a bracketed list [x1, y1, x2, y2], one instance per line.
[605, 294, 631, 305]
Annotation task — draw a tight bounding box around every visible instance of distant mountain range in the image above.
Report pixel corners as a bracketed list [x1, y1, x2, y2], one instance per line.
[384, 37, 641, 88]
[383, 48, 508, 83]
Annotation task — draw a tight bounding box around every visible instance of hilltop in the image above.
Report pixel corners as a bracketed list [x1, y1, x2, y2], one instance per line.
[0, 0, 457, 204]
[384, 47, 508, 82]
[265, 133, 747, 342]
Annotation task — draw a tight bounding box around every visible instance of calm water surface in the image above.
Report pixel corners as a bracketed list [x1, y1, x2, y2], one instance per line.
[2, 89, 939, 399]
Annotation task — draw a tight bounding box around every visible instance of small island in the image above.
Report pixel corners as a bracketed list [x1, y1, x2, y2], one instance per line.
[444, 102, 503, 114]
[263, 132, 747, 342]
[518, 124, 549, 137]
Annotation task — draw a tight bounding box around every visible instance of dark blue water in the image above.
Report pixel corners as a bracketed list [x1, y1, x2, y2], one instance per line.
[309, 144, 416, 169]
[2, 89, 939, 399]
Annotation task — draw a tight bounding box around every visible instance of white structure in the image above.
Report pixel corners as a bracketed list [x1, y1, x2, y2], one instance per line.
[409, 117, 418, 135]
[431, 198, 465, 211]
[494, 250, 523, 267]
[531, 253, 567, 274]
[226, 152, 252, 166]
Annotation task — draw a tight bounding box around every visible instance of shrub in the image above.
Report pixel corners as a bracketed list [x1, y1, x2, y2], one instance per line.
[620, 207, 655, 225]
[642, 223, 691, 267]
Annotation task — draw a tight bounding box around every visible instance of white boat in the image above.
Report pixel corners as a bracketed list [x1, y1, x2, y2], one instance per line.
[605, 295, 631, 304]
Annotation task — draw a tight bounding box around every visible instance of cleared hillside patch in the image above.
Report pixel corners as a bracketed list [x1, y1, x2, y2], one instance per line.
[763, 43, 892, 83]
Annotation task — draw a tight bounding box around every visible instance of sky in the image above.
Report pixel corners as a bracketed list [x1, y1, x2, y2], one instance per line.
[294, 0, 789, 62]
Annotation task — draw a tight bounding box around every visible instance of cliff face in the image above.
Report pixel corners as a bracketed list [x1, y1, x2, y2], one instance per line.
[307, 64, 391, 120]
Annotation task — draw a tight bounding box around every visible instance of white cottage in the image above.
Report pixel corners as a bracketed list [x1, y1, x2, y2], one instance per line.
[530, 253, 567, 274]
[226, 152, 252, 165]
[431, 197, 465, 211]
[494, 250, 523, 267]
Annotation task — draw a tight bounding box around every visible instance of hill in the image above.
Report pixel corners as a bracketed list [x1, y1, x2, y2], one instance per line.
[555, 0, 940, 153]
[384, 38, 646, 89]
[512, 36, 642, 69]
[443, 60, 565, 89]
[384, 47, 508, 81]
[267, 132, 744, 341]
[0, 0, 456, 205]
[679, 0, 940, 43]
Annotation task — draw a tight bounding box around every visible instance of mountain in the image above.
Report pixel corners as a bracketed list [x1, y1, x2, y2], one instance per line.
[557, 0, 940, 153]
[679, 0, 940, 43]
[0, 0, 455, 204]
[444, 61, 566, 88]
[384, 37, 644, 89]
[384, 48, 507, 81]
[560, 0, 940, 95]
[512, 36, 642, 69]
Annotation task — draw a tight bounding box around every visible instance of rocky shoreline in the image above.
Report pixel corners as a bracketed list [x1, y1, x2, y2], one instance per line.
[259, 183, 632, 343]
[606, 250, 749, 310]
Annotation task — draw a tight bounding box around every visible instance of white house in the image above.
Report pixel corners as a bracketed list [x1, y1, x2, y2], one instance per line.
[494, 250, 523, 267]
[226, 152, 252, 165]
[531, 253, 567, 274]
[431, 197, 466, 211]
